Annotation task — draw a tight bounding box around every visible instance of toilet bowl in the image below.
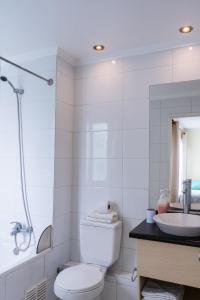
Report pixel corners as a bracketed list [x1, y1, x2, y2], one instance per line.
[54, 220, 122, 300]
[54, 263, 105, 300]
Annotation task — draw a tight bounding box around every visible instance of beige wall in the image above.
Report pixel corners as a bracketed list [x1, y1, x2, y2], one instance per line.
[187, 129, 200, 179]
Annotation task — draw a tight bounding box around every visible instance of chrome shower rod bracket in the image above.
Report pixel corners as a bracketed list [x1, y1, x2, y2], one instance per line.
[0, 56, 54, 86]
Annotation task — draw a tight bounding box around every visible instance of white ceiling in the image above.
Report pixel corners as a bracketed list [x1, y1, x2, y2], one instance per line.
[0, 0, 200, 63]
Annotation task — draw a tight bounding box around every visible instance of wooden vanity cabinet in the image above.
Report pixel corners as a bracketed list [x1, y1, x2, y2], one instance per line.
[136, 239, 200, 300]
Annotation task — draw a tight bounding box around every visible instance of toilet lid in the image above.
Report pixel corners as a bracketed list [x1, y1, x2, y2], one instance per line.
[55, 264, 104, 293]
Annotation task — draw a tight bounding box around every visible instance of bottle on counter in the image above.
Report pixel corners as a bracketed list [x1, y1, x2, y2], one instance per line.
[157, 189, 170, 214]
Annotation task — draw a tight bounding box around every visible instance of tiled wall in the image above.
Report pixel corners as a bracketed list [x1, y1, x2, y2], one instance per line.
[1, 45, 200, 300]
[0, 55, 56, 245]
[53, 55, 74, 250]
[71, 45, 200, 280]
[0, 53, 74, 300]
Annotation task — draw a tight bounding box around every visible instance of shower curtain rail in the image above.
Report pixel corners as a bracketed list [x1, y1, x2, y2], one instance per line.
[0, 56, 53, 86]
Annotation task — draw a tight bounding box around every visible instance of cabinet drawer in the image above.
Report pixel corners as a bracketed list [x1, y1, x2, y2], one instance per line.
[137, 240, 200, 288]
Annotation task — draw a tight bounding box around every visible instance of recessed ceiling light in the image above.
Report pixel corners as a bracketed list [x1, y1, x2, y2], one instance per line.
[93, 44, 105, 51]
[179, 25, 193, 33]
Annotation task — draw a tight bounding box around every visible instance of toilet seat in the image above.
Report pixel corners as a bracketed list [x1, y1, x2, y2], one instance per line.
[54, 264, 105, 300]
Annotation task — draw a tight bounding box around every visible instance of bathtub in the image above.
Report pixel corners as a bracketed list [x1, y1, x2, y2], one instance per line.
[0, 241, 36, 274]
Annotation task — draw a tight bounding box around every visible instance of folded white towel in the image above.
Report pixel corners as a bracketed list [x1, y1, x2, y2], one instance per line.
[143, 296, 184, 300]
[142, 280, 184, 300]
[88, 210, 118, 221]
[87, 215, 118, 224]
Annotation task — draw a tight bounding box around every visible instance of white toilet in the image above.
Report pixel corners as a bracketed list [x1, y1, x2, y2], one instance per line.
[54, 219, 122, 300]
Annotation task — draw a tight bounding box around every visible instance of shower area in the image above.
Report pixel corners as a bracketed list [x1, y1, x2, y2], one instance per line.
[0, 56, 55, 274]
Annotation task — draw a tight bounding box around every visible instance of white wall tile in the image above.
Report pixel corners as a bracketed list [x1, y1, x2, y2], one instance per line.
[102, 280, 117, 300]
[57, 56, 74, 79]
[0, 129, 18, 157]
[123, 189, 148, 219]
[123, 100, 149, 130]
[25, 158, 54, 187]
[122, 50, 172, 72]
[78, 186, 123, 217]
[71, 186, 82, 213]
[56, 101, 73, 131]
[172, 45, 200, 65]
[122, 218, 141, 249]
[86, 102, 122, 131]
[73, 158, 122, 188]
[70, 239, 81, 262]
[22, 99, 55, 130]
[57, 71, 74, 104]
[173, 60, 200, 82]
[0, 275, 5, 300]
[25, 187, 54, 218]
[71, 212, 80, 240]
[74, 60, 124, 79]
[121, 247, 136, 273]
[0, 104, 18, 133]
[123, 159, 149, 189]
[45, 242, 69, 280]
[123, 129, 149, 158]
[117, 282, 137, 300]
[23, 128, 55, 158]
[72, 46, 200, 282]
[55, 130, 72, 158]
[53, 213, 70, 246]
[6, 256, 44, 300]
[47, 277, 58, 300]
[123, 66, 172, 100]
[54, 187, 71, 217]
[74, 78, 86, 106]
[0, 157, 18, 187]
[73, 106, 87, 132]
[54, 158, 72, 187]
[0, 53, 74, 300]
[73, 131, 122, 159]
[86, 73, 122, 104]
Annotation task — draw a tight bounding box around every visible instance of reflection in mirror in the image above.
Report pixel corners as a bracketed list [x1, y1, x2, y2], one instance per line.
[170, 116, 200, 208]
[149, 79, 200, 210]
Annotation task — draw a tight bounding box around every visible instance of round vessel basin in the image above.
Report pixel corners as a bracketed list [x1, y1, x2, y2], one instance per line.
[153, 213, 200, 237]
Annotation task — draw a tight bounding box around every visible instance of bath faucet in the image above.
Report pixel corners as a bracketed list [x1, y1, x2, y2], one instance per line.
[10, 222, 22, 236]
[182, 179, 192, 214]
[10, 221, 33, 236]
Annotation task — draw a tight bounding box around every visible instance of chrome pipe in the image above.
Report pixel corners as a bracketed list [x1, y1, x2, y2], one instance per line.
[182, 179, 192, 214]
[0, 56, 53, 86]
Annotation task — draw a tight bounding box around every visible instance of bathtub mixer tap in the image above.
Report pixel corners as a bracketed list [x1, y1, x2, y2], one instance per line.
[10, 222, 33, 255]
[10, 221, 33, 236]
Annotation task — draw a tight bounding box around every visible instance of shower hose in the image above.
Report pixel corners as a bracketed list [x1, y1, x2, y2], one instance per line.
[14, 91, 34, 254]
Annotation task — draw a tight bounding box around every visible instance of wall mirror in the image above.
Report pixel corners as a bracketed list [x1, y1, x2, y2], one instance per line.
[149, 79, 200, 210]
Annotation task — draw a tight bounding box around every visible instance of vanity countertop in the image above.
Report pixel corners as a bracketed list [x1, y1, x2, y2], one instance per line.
[129, 220, 200, 248]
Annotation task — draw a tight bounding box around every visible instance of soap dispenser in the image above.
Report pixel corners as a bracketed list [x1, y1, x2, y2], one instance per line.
[157, 189, 170, 214]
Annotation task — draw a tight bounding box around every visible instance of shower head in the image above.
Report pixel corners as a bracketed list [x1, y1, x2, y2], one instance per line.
[0, 75, 24, 94]
[0, 76, 8, 82]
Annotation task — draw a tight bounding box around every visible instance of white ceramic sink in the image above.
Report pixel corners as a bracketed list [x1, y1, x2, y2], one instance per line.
[153, 213, 200, 237]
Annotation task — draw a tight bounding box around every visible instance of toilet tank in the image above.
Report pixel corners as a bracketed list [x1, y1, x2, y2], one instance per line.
[80, 220, 122, 267]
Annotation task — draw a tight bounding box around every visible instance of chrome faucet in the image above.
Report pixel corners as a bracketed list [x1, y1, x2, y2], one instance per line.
[10, 221, 33, 236]
[10, 222, 23, 236]
[182, 179, 192, 214]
